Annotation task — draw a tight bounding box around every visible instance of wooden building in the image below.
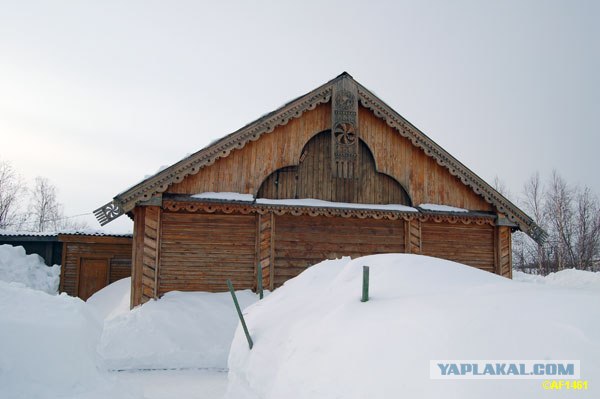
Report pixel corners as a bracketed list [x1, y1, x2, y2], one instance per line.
[0, 231, 132, 300]
[94, 73, 545, 307]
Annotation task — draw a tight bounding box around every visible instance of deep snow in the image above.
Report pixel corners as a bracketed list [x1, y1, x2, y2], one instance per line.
[1, 245, 599, 399]
[98, 289, 259, 371]
[226, 255, 600, 399]
[0, 244, 60, 294]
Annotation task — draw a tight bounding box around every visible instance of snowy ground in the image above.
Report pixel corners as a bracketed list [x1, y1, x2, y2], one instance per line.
[1, 244, 598, 398]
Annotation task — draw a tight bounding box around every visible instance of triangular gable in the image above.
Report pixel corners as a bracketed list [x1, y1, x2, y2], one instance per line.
[94, 73, 546, 243]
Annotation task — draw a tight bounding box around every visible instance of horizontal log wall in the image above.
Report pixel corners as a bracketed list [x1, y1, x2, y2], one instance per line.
[272, 214, 405, 287]
[158, 212, 258, 294]
[420, 221, 495, 272]
[60, 237, 132, 298]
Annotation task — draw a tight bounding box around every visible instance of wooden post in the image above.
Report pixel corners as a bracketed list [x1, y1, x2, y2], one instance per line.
[257, 263, 264, 300]
[227, 279, 254, 350]
[361, 266, 369, 302]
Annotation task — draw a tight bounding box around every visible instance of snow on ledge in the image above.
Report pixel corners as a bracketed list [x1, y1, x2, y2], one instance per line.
[418, 203, 469, 213]
[191, 192, 255, 202]
[256, 198, 418, 212]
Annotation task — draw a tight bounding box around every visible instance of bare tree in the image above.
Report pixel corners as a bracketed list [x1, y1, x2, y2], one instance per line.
[546, 171, 577, 271]
[513, 171, 600, 274]
[574, 187, 600, 270]
[27, 177, 89, 232]
[29, 177, 61, 232]
[0, 160, 27, 230]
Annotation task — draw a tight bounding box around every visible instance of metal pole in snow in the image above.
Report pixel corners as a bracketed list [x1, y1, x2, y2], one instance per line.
[227, 279, 254, 350]
[361, 266, 370, 302]
[257, 263, 264, 300]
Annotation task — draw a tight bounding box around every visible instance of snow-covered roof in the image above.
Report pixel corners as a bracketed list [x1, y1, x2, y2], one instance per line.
[0, 230, 132, 239]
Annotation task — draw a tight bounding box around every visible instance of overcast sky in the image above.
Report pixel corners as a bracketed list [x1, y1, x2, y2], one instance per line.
[0, 0, 598, 233]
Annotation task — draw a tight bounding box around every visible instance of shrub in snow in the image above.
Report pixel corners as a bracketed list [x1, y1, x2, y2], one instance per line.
[0, 244, 60, 294]
[98, 289, 259, 371]
[226, 254, 600, 399]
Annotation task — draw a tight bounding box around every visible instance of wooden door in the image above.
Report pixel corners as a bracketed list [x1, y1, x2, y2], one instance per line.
[78, 258, 109, 300]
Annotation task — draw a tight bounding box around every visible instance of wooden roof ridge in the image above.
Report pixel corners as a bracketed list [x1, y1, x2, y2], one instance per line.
[93, 72, 546, 244]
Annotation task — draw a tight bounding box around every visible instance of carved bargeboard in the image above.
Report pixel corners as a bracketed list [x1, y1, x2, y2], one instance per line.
[331, 77, 359, 178]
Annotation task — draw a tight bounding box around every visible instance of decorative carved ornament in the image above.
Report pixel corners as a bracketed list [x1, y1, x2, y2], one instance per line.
[93, 201, 124, 226]
[331, 78, 359, 178]
[112, 81, 334, 213]
[354, 82, 547, 243]
[163, 200, 496, 226]
[98, 73, 544, 243]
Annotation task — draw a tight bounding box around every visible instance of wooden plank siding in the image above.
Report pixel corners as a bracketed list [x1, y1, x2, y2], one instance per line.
[258, 213, 274, 290]
[131, 207, 145, 307]
[167, 103, 331, 197]
[141, 206, 161, 303]
[420, 221, 495, 272]
[405, 219, 422, 254]
[59, 235, 132, 299]
[358, 106, 494, 211]
[257, 131, 411, 205]
[158, 212, 258, 295]
[164, 103, 493, 213]
[272, 214, 405, 288]
[498, 226, 512, 278]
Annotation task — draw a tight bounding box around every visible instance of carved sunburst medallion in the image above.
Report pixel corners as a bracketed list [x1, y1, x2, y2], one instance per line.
[334, 122, 357, 145]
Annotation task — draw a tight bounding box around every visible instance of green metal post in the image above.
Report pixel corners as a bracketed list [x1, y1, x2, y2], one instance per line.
[257, 263, 264, 300]
[361, 266, 369, 302]
[227, 279, 254, 349]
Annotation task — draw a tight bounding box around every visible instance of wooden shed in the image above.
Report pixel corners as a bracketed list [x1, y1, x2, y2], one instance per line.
[94, 73, 545, 307]
[0, 231, 132, 300]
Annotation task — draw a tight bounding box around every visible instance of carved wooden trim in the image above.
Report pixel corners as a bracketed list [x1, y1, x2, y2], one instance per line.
[162, 200, 496, 226]
[355, 82, 545, 242]
[98, 72, 544, 243]
[111, 82, 334, 214]
[331, 76, 359, 178]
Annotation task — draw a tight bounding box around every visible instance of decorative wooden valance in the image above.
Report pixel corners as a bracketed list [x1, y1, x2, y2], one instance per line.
[162, 199, 496, 226]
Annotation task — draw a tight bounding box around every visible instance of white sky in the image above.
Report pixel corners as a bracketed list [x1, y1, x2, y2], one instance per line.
[0, 0, 598, 233]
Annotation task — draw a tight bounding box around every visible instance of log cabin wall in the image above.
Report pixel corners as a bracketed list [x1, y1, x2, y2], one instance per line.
[58, 234, 132, 300]
[157, 212, 258, 296]
[271, 214, 405, 288]
[420, 221, 496, 273]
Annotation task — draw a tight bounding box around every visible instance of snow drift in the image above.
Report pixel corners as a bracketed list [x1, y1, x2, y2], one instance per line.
[99, 289, 259, 370]
[87, 277, 132, 321]
[0, 281, 108, 399]
[227, 254, 600, 399]
[0, 244, 60, 294]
